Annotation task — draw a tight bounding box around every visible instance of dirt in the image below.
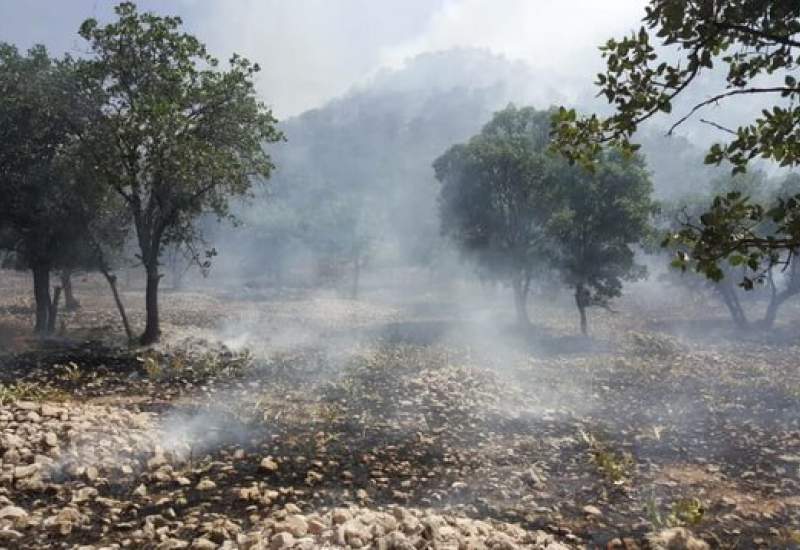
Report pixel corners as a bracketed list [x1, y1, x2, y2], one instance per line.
[0, 269, 798, 549]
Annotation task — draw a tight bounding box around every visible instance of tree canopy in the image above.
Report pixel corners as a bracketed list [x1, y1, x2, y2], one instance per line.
[435, 106, 555, 326]
[76, 2, 283, 343]
[547, 151, 654, 334]
[436, 105, 655, 333]
[551, 0, 800, 284]
[0, 44, 97, 333]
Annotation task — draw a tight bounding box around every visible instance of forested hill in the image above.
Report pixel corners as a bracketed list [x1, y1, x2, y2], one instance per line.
[224, 48, 717, 279]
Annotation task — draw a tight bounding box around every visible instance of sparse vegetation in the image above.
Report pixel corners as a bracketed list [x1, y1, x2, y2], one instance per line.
[0, 381, 68, 404]
[2, 2, 800, 548]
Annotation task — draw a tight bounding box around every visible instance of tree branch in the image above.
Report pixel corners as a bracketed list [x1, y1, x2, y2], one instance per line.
[712, 21, 800, 49]
[668, 87, 797, 135]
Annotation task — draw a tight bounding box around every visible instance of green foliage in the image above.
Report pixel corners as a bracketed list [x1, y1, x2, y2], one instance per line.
[76, 2, 283, 341]
[547, 150, 655, 313]
[0, 44, 90, 269]
[137, 347, 253, 382]
[434, 105, 555, 286]
[551, 0, 800, 281]
[436, 105, 654, 331]
[647, 490, 706, 530]
[0, 382, 69, 405]
[670, 497, 705, 526]
[581, 430, 633, 484]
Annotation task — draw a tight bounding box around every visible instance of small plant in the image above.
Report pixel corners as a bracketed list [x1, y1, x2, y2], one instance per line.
[57, 362, 83, 383]
[669, 497, 705, 526]
[137, 351, 164, 380]
[646, 487, 664, 528]
[316, 403, 344, 424]
[776, 528, 800, 546]
[0, 382, 68, 404]
[581, 430, 633, 484]
[592, 447, 634, 484]
[646, 488, 706, 530]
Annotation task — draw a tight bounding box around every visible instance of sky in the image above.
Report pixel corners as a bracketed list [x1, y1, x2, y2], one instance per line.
[0, 0, 648, 118]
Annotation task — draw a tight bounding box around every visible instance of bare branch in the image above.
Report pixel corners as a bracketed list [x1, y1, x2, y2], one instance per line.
[668, 87, 796, 135]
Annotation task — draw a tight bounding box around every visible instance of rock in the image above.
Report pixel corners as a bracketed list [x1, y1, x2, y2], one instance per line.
[270, 532, 294, 549]
[332, 508, 351, 524]
[85, 465, 99, 481]
[582, 505, 603, 517]
[2, 433, 24, 448]
[44, 507, 85, 535]
[307, 518, 327, 535]
[3, 447, 20, 465]
[260, 457, 279, 472]
[148, 453, 168, 470]
[14, 463, 40, 479]
[0, 505, 28, 519]
[133, 483, 148, 497]
[192, 537, 218, 549]
[72, 487, 99, 503]
[0, 529, 23, 542]
[283, 515, 308, 537]
[43, 432, 59, 447]
[647, 527, 709, 550]
[486, 532, 519, 549]
[157, 539, 190, 549]
[41, 404, 63, 417]
[196, 478, 216, 491]
[284, 503, 301, 514]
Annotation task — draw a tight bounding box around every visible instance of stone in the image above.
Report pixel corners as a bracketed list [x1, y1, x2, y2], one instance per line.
[41, 404, 63, 417]
[582, 505, 603, 517]
[307, 518, 327, 535]
[283, 515, 308, 537]
[332, 508, 351, 524]
[196, 479, 216, 491]
[191, 538, 217, 549]
[260, 457, 279, 472]
[0, 505, 28, 519]
[14, 463, 40, 479]
[133, 483, 148, 497]
[270, 532, 294, 549]
[647, 527, 709, 550]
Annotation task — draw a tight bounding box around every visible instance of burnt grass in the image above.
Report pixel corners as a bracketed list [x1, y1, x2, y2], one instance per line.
[0, 277, 800, 548]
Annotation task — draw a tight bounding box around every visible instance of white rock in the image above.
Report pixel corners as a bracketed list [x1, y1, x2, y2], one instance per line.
[0, 505, 28, 519]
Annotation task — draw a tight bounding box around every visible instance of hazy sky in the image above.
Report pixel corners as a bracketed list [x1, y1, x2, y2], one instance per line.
[0, 0, 647, 117]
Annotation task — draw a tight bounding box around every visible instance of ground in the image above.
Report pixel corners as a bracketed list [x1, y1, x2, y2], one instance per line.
[0, 269, 798, 549]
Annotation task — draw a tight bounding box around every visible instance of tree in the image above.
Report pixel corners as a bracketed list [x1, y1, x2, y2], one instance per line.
[0, 44, 92, 334]
[663, 170, 800, 329]
[77, 2, 282, 344]
[546, 151, 654, 335]
[297, 181, 379, 299]
[435, 106, 557, 326]
[551, 1, 800, 283]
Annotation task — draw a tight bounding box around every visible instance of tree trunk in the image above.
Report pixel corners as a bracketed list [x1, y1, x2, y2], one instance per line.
[575, 284, 589, 336]
[717, 281, 748, 329]
[140, 266, 161, 345]
[47, 286, 62, 334]
[763, 294, 781, 329]
[60, 270, 80, 310]
[32, 264, 51, 334]
[98, 268, 133, 342]
[512, 276, 530, 326]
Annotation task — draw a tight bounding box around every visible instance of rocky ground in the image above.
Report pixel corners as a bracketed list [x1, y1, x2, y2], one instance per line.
[0, 270, 798, 549]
